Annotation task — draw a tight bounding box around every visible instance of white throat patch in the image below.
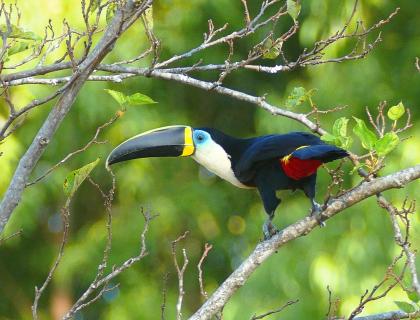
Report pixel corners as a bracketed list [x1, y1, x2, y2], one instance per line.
[192, 139, 249, 189]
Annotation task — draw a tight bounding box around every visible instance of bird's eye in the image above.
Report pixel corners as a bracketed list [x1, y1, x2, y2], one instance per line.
[197, 134, 204, 141]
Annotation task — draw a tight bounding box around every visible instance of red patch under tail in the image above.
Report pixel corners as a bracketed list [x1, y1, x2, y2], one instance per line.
[280, 157, 322, 180]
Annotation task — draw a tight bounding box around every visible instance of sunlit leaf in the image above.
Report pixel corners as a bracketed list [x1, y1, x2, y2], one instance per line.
[105, 89, 127, 105]
[286, 87, 307, 108]
[105, 89, 157, 107]
[7, 41, 30, 56]
[287, 0, 301, 21]
[321, 130, 352, 149]
[320, 133, 337, 143]
[352, 117, 377, 150]
[0, 24, 42, 40]
[339, 136, 353, 149]
[407, 291, 420, 303]
[394, 301, 416, 313]
[333, 117, 349, 138]
[63, 158, 100, 197]
[89, 0, 101, 13]
[374, 132, 399, 156]
[387, 101, 405, 121]
[126, 92, 157, 106]
[262, 38, 282, 59]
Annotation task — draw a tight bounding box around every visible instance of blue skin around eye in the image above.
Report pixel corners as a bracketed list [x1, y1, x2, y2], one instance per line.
[193, 130, 210, 146]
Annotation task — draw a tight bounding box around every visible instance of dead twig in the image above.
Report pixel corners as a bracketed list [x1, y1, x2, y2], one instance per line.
[0, 228, 22, 245]
[161, 273, 169, 320]
[27, 113, 120, 187]
[250, 299, 299, 320]
[348, 251, 408, 320]
[198, 243, 213, 300]
[171, 231, 189, 320]
[62, 208, 155, 319]
[32, 195, 72, 320]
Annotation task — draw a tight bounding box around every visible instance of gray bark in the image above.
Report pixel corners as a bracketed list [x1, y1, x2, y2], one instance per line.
[0, 0, 152, 233]
[188, 165, 420, 320]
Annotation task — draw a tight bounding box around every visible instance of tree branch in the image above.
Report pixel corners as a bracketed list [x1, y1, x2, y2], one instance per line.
[352, 310, 420, 320]
[188, 165, 420, 320]
[95, 65, 325, 135]
[0, 0, 153, 234]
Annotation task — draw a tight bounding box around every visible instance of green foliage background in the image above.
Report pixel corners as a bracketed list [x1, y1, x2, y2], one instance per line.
[0, 1, 419, 319]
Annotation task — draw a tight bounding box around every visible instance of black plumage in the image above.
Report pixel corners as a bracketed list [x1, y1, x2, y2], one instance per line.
[201, 129, 348, 237]
[108, 126, 348, 239]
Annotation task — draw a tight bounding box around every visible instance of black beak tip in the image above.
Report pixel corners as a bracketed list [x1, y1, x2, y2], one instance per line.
[105, 125, 194, 168]
[105, 153, 118, 167]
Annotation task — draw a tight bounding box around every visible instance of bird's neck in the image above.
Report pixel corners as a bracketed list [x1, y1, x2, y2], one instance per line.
[192, 130, 252, 188]
[207, 130, 252, 164]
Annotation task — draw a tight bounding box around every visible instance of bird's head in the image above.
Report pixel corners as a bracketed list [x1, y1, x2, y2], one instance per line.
[106, 125, 226, 166]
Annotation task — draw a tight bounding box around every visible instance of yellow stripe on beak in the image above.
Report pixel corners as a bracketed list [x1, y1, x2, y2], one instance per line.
[181, 126, 195, 156]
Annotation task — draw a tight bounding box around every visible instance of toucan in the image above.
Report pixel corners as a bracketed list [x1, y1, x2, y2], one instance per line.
[107, 126, 348, 239]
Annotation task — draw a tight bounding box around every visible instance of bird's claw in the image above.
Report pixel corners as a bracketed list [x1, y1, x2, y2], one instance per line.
[262, 219, 278, 240]
[310, 201, 326, 227]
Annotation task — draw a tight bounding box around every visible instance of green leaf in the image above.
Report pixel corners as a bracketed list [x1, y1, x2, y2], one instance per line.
[262, 38, 283, 59]
[287, 0, 301, 21]
[63, 158, 100, 197]
[286, 87, 307, 108]
[333, 117, 349, 138]
[352, 117, 377, 150]
[89, 0, 101, 13]
[388, 101, 405, 121]
[320, 133, 337, 143]
[106, 3, 117, 23]
[394, 301, 416, 313]
[0, 24, 42, 41]
[8, 41, 30, 56]
[104, 89, 127, 105]
[321, 130, 352, 149]
[338, 136, 353, 149]
[374, 132, 399, 156]
[105, 89, 157, 107]
[407, 291, 420, 303]
[126, 92, 157, 106]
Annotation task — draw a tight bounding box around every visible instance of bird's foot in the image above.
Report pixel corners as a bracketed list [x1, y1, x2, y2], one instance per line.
[262, 219, 278, 240]
[310, 201, 326, 227]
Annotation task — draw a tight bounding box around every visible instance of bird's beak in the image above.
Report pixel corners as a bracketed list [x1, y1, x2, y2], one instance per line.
[106, 125, 195, 166]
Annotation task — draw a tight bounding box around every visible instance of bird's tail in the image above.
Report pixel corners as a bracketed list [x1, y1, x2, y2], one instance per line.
[291, 144, 348, 163]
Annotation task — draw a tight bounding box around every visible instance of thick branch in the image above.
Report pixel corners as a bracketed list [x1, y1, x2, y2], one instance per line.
[188, 165, 420, 320]
[353, 310, 420, 320]
[0, 0, 152, 234]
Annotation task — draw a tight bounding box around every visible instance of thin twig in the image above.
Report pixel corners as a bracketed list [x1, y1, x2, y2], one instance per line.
[161, 273, 169, 320]
[27, 113, 120, 187]
[62, 208, 155, 319]
[348, 251, 408, 320]
[0, 228, 22, 245]
[172, 231, 189, 320]
[32, 196, 72, 319]
[250, 299, 299, 320]
[198, 243, 213, 300]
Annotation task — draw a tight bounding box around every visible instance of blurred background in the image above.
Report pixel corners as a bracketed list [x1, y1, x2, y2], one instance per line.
[0, 0, 419, 319]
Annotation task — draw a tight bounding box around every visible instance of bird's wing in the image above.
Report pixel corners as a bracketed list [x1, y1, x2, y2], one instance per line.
[234, 132, 324, 181]
[292, 144, 348, 163]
